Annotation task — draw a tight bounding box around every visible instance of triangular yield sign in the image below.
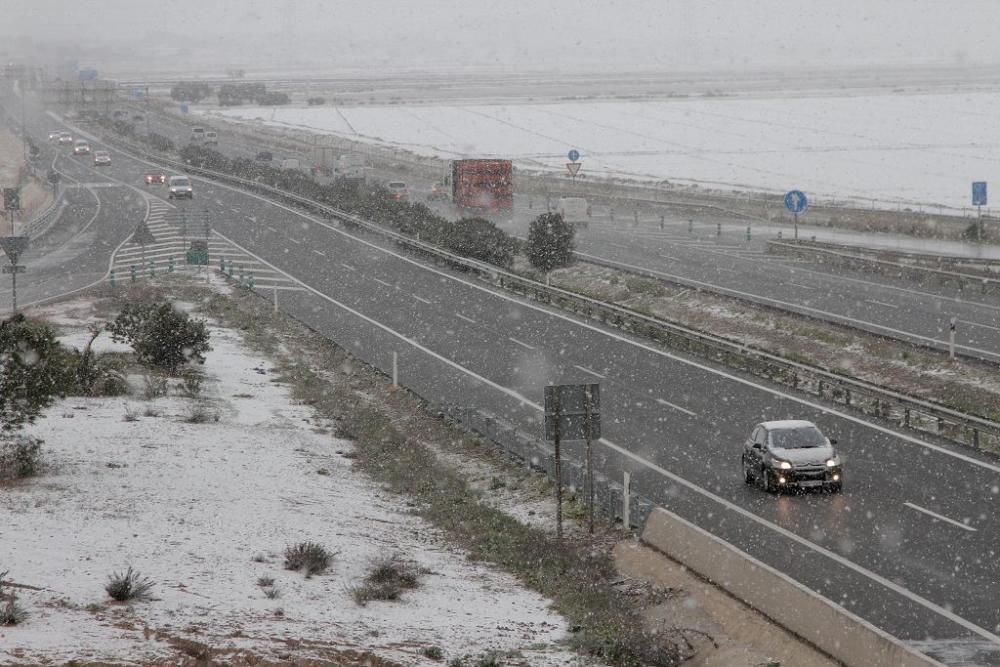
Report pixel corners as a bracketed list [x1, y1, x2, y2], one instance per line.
[566, 162, 582, 176]
[0, 236, 29, 263]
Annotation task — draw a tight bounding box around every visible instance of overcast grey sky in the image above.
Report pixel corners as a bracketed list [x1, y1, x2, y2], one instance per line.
[6, 0, 1000, 71]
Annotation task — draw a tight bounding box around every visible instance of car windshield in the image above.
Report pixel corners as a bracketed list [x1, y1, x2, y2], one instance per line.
[171, 178, 190, 186]
[769, 426, 827, 449]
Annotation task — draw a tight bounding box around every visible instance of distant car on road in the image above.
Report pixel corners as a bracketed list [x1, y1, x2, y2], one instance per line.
[387, 180, 408, 201]
[48, 130, 63, 142]
[145, 172, 166, 185]
[204, 131, 218, 145]
[58, 132, 73, 145]
[73, 139, 91, 155]
[190, 126, 206, 144]
[93, 150, 112, 166]
[427, 182, 449, 201]
[742, 420, 842, 493]
[167, 175, 194, 199]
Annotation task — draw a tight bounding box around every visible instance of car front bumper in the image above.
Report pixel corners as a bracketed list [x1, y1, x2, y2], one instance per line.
[774, 465, 842, 488]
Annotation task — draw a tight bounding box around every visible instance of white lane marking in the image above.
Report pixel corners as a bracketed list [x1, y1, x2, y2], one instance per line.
[373, 278, 393, 288]
[267, 226, 278, 233]
[18, 194, 150, 311]
[340, 262, 356, 271]
[959, 319, 1000, 332]
[574, 250, 1000, 361]
[508, 336, 535, 351]
[610, 242, 628, 249]
[574, 364, 606, 379]
[788, 282, 814, 290]
[288, 237, 300, 245]
[865, 299, 899, 309]
[456, 313, 477, 324]
[194, 171, 1000, 474]
[312, 249, 326, 257]
[904, 502, 977, 533]
[412, 294, 431, 304]
[203, 225, 1000, 647]
[654, 397, 697, 417]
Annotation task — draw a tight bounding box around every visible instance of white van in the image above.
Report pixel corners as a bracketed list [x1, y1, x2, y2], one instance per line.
[204, 131, 218, 145]
[280, 158, 300, 170]
[190, 127, 206, 143]
[557, 197, 591, 222]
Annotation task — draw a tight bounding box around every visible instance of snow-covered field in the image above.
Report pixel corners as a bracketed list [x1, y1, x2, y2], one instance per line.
[207, 89, 1000, 210]
[0, 298, 581, 666]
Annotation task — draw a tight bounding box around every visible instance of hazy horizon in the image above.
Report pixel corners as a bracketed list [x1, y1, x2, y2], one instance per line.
[6, 0, 1000, 75]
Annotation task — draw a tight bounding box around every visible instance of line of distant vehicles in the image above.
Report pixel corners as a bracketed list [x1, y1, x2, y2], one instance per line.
[48, 129, 111, 166]
[47, 128, 190, 197]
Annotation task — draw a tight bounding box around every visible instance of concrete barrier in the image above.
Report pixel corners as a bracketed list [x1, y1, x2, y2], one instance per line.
[641, 508, 945, 667]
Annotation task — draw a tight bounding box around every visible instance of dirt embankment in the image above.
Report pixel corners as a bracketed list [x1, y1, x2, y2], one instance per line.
[0, 129, 53, 237]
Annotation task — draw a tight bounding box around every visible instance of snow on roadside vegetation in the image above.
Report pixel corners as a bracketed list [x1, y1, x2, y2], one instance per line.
[0, 297, 588, 666]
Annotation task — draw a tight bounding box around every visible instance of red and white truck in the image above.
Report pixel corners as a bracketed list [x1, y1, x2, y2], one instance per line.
[450, 159, 513, 211]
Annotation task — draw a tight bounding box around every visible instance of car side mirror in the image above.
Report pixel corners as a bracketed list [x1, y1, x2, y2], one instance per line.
[752, 442, 762, 450]
[829, 439, 838, 445]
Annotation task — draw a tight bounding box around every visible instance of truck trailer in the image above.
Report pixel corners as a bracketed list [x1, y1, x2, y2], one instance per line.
[451, 159, 513, 211]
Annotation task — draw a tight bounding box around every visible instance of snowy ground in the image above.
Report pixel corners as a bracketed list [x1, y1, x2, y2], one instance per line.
[204, 88, 1000, 211]
[0, 297, 585, 666]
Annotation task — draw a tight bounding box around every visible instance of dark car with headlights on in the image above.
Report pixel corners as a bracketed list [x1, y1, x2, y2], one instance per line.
[742, 420, 842, 493]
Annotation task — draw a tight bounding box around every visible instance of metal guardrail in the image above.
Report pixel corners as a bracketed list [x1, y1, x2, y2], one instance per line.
[102, 133, 1000, 457]
[21, 193, 63, 239]
[768, 241, 1000, 293]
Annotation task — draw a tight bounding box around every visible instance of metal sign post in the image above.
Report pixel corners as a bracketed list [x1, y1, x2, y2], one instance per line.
[544, 383, 601, 539]
[584, 384, 595, 534]
[972, 182, 987, 242]
[949, 317, 957, 359]
[784, 190, 808, 241]
[130, 222, 157, 279]
[0, 236, 29, 314]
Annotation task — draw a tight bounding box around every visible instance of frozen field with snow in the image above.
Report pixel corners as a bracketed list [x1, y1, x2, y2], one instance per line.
[208, 89, 1000, 210]
[0, 296, 581, 666]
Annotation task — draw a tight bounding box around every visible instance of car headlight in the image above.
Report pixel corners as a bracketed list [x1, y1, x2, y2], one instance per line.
[826, 458, 838, 467]
[776, 460, 792, 470]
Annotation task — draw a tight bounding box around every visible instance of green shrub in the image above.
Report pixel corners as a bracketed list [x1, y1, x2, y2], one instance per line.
[283, 542, 332, 577]
[420, 646, 444, 660]
[0, 315, 74, 433]
[526, 212, 575, 272]
[0, 597, 27, 625]
[105, 566, 155, 601]
[108, 301, 211, 372]
[0, 436, 43, 479]
[350, 554, 425, 606]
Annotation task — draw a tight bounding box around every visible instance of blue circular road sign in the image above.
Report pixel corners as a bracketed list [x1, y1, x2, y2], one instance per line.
[784, 190, 808, 213]
[568, 149, 580, 162]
